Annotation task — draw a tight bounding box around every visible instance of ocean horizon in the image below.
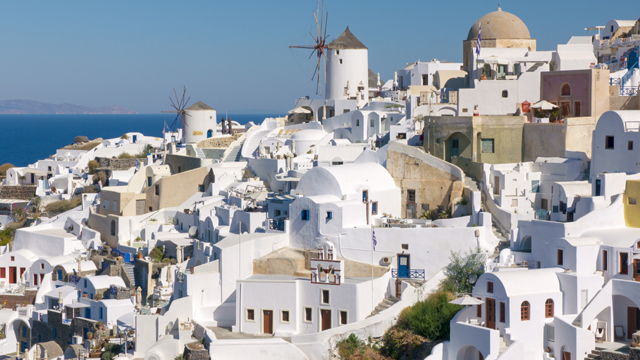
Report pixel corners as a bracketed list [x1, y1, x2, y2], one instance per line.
[0, 113, 282, 167]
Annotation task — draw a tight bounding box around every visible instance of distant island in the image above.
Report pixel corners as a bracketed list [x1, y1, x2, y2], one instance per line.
[0, 99, 136, 114]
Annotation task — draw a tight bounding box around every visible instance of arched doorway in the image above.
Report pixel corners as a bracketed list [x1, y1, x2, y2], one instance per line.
[445, 132, 471, 162]
[457, 345, 484, 360]
[520, 236, 532, 252]
[207, 129, 213, 138]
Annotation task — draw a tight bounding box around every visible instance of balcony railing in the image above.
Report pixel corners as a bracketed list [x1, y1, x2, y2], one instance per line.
[392, 269, 425, 280]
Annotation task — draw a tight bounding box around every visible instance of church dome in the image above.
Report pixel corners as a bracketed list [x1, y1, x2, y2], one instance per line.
[467, 7, 531, 41]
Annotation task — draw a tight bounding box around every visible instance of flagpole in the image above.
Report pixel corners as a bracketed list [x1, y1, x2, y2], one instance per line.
[371, 223, 374, 312]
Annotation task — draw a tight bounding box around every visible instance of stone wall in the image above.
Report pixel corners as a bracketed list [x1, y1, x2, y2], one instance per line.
[0, 289, 38, 309]
[183, 341, 210, 360]
[0, 186, 36, 200]
[95, 157, 137, 170]
[611, 94, 640, 111]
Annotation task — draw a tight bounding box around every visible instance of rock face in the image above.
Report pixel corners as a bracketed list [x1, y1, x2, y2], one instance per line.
[74, 136, 89, 143]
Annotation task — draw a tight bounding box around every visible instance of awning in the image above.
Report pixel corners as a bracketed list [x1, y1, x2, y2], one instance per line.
[65, 302, 90, 309]
[288, 107, 312, 114]
[482, 56, 510, 65]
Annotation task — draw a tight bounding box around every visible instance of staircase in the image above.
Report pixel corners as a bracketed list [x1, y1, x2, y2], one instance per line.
[585, 348, 602, 360]
[194, 147, 206, 159]
[224, 143, 244, 163]
[464, 175, 479, 192]
[124, 263, 137, 288]
[498, 337, 508, 355]
[367, 296, 400, 318]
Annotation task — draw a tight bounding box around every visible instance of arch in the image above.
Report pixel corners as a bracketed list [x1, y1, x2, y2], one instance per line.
[457, 344, 485, 360]
[110, 220, 116, 236]
[207, 129, 213, 138]
[520, 236, 532, 252]
[561, 83, 571, 96]
[521, 301, 530, 321]
[445, 132, 471, 162]
[545, 299, 554, 318]
[501, 90, 508, 98]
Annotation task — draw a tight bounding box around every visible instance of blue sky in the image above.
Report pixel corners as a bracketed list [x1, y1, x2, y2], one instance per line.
[0, 0, 636, 114]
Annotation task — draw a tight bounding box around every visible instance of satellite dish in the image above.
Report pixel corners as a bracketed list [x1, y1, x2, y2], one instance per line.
[188, 226, 199, 238]
[469, 274, 478, 285]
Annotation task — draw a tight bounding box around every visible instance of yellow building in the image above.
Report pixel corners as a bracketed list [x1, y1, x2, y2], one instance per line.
[624, 180, 640, 228]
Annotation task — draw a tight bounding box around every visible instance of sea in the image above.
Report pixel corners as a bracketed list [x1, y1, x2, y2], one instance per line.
[0, 113, 281, 167]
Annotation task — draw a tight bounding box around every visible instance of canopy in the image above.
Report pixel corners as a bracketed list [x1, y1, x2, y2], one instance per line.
[531, 100, 558, 110]
[482, 56, 510, 65]
[449, 295, 485, 306]
[288, 107, 311, 114]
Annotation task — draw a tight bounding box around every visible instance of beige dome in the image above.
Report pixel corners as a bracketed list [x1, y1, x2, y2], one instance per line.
[467, 7, 531, 41]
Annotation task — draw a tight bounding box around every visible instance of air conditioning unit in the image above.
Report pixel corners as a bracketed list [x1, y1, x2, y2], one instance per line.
[382, 256, 392, 265]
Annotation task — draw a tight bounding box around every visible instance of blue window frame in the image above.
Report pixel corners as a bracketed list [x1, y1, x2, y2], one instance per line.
[301, 210, 310, 221]
[99, 307, 103, 319]
[326, 211, 333, 220]
[372, 202, 378, 215]
[553, 205, 559, 213]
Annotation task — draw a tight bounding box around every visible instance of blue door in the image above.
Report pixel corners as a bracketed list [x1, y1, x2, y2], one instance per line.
[450, 139, 460, 157]
[132, 135, 137, 143]
[124, 252, 131, 263]
[86, 308, 91, 319]
[57, 269, 62, 281]
[398, 255, 410, 278]
[207, 130, 213, 138]
[595, 179, 601, 196]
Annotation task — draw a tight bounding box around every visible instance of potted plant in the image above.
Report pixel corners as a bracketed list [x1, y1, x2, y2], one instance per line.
[87, 331, 94, 340]
[96, 321, 104, 330]
[136, 250, 143, 259]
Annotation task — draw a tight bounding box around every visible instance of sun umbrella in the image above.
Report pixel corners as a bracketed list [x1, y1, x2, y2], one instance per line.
[450, 295, 484, 323]
[449, 295, 485, 306]
[530, 100, 558, 111]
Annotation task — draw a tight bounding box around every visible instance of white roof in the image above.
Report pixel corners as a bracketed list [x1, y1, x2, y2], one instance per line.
[480, 268, 562, 297]
[290, 129, 327, 141]
[297, 163, 397, 198]
[45, 285, 77, 299]
[84, 275, 126, 289]
[317, 145, 367, 163]
[60, 261, 97, 273]
[580, 228, 640, 248]
[3, 249, 37, 261]
[99, 299, 133, 308]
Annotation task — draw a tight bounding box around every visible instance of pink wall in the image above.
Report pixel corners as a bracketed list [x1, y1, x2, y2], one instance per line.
[541, 71, 592, 117]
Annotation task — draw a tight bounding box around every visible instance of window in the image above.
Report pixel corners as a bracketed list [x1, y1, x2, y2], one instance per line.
[546, 323, 555, 342]
[326, 211, 333, 220]
[339, 310, 348, 325]
[110, 220, 116, 236]
[304, 307, 313, 322]
[545, 299, 554, 318]
[605, 136, 614, 149]
[99, 307, 104, 320]
[561, 83, 571, 96]
[103, 200, 109, 210]
[574, 101, 581, 117]
[281, 310, 290, 323]
[521, 301, 530, 321]
[630, 141, 634, 151]
[336, 50, 339, 55]
[487, 281, 494, 293]
[513, 63, 521, 75]
[362, 190, 368, 203]
[331, 161, 343, 166]
[481, 139, 495, 153]
[321, 289, 330, 305]
[246, 309, 255, 321]
[601, 249, 608, 271]
[147, 177, 152, 187]
[421, 204, 430, 213]
[511, 199, 518, 207]
[501, 90, 508, 98]
[401, 244, 409, 250]
[372, 201, 378, 215]
[553, 205, 559, 213]
[274, 209, 281, 217]
[557, 249, 564, 266]
[0, 268, 5, 278]
[301, 210, 310, 221]
[178, 166, 181, 173]
[339, 59, 342, 64]
[500, 302, 506, 323]
[532, 180, 540, 193]
[112, 201, 118, 212]
[356, 119, 359, 126]
[620, 252, 629, 275]
[10, 256, 14, 262]
[155, 185, 159, 195]
[630, 197, 637, 205]
[48, 166, 52, 172]
[422, 74, 429, 85]
[407, 189, 416, 203]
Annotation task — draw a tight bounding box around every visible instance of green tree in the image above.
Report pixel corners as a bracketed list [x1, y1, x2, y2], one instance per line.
[442, 247, 485, 295]
[0, 163, 14, 176]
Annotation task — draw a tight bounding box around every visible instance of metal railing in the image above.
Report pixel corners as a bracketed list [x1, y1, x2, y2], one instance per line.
[391, 269, 425, 280]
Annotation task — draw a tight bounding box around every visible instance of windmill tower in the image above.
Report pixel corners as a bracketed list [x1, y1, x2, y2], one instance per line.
[162, 88, 216, 144]
[326, 27, 369, 104]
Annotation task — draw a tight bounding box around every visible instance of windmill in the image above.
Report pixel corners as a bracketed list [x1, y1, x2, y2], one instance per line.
[162, 87, 191, 132]
[289, 0, 329, 95]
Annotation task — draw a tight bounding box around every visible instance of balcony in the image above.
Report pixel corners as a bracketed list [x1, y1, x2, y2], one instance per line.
[391, 269, 425, 280]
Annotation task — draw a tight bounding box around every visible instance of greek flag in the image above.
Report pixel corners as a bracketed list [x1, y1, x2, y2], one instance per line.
[135, 158, 139, 169]
[372, 229, 377, 250]
[476, 24, 481, 56]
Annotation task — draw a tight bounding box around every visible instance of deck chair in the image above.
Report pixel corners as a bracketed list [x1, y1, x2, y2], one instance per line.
[595, 327, 605, 343]
[615, 325, 625, 341]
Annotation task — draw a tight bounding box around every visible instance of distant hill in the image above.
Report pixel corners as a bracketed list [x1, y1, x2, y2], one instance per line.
[0, 100, 136, 114]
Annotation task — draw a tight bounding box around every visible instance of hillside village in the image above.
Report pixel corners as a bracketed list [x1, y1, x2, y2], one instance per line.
[0, 7, 640, 360]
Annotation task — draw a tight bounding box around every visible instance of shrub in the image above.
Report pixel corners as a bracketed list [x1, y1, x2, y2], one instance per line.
[0, 163, 14, 176]
[420, 209, 438, 221]
[82, 185, 99, 193]
[379, 327, 430, 359]
[149, 246, 164, 263]
[44, 197, 82, 214]
[93, 171, 108, 185]
[335, 333, 366, 359]
[442, 247, 485, 295]
[120, 134, 129, 140]
[88, 160, 99, 174]
[397, 289, 463, 341]
[118, 152, 133, 159]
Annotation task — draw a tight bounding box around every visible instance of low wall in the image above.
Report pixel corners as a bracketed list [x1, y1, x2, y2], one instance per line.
[0, 186, 36, 200]
[96, 157, 137, 170]
[451, 157, 484, 181]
